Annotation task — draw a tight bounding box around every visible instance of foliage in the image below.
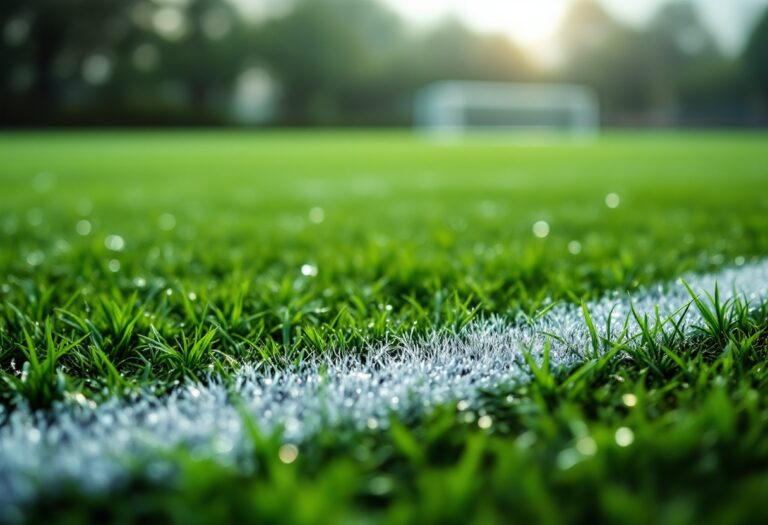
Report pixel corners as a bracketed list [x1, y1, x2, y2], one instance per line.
[1, 0, 766, 126]
[744, 7, 768, 102]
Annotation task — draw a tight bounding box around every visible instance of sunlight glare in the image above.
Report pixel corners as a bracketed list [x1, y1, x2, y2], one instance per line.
[385, 0, 570, 47]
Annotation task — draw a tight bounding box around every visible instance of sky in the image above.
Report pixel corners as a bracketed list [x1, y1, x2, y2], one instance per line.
[382, 0, 768, 55]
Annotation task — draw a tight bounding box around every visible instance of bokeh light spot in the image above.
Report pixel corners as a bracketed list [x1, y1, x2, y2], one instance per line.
[278, 444, 299, 464]
[615, 427, 635, 447]
[532, 220, 550, 238]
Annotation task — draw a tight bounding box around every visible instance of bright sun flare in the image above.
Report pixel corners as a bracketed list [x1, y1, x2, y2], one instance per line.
[385, 0, 570, 47]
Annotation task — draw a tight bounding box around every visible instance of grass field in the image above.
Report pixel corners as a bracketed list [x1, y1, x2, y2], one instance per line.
[2, 131, 768, 524]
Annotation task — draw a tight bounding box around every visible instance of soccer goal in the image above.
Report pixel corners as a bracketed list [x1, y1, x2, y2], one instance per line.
[414, 81, 600, 138]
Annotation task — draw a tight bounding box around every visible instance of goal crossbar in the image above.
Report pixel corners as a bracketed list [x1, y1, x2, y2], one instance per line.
[414, 81, 600, 137]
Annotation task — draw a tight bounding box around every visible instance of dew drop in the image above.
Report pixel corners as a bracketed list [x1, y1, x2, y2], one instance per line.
[615, 427, 634, 447]
[576, 436, 597, 456]
[104, 235, 125, 252]
[158, 213, 176, 231]
[278, 444, 299, 464]
[308, 207, 325, 224]
[621, 393, 637, 407]
[76, 220, 92, 236]
[605, 193, 621, 209]
[532, 220, 550, 238]
[478, 415, 493, 429]
[301, 264, 318, 277]
[26, 250, 44, 266]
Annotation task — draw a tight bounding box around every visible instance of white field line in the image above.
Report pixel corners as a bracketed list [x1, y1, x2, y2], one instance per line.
[2, 261, 768, 512]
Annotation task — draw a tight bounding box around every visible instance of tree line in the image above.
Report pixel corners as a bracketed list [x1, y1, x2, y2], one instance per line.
[2, 0, 768, 126]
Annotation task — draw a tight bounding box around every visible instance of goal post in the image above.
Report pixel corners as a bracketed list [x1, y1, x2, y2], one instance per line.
[414, 81, 600, 138]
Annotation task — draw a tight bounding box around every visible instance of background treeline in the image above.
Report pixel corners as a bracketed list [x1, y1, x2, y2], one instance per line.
[2, 0, 768, 127]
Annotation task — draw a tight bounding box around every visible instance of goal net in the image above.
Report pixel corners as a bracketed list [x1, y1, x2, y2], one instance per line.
[414, 81, 599, 138]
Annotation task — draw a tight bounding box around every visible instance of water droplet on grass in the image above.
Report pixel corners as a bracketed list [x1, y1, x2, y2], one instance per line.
[621, 393, 637, 407]
[308, 207, 325, 224]
[213, 436, 234, 455]
[576, 436, 597, 456]
[301, 264, 318, 277]
[26, 250, 44, 266]
[368, 476, 394, 496]
[568, 240, 582, 255]
[532, 220, 550, 238]
[27, 428, 41, 444]
[278, 444, 298, 464]
[158, 213, 176, 231]
[605, 193, 621, 209]
[557, 449, 580, 470]
[76, 220, 92, 236]
[615, 427, 634, 447]
[104, 235, 125, 252]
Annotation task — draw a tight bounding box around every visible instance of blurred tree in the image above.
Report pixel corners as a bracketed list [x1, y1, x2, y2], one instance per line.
[260, 2, 534, 126]
[156, 0, 247, 118]
[260, 0, 407, 125]
[406, 18, 533, 84]
[744, 7, 768, 106]
[555, 0, 655, 122]
[0, 0, 760, 126]
[557, 0, 622, 54]
[645, 1, 720, 113]
[1, 0, 142, 123]
[646, 2, 751, 125]
[554, 0, 746, 125]
[0, 0, 247, 125]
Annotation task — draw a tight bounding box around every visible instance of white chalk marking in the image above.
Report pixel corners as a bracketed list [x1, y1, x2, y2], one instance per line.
[1, 260, 768, 514]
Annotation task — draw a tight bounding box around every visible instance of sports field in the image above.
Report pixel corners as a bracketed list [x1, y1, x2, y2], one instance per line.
[2, 131, 768, 524]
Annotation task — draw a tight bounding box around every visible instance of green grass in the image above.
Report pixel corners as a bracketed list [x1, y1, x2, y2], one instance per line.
[2, 130, 768, 523]
[18, 290, 768, 525]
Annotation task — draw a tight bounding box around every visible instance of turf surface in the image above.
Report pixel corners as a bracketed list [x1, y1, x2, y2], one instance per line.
[1, 131, 768, 524]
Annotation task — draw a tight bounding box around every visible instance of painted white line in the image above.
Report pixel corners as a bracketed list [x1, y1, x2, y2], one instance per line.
[1, 260, 768, 514]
